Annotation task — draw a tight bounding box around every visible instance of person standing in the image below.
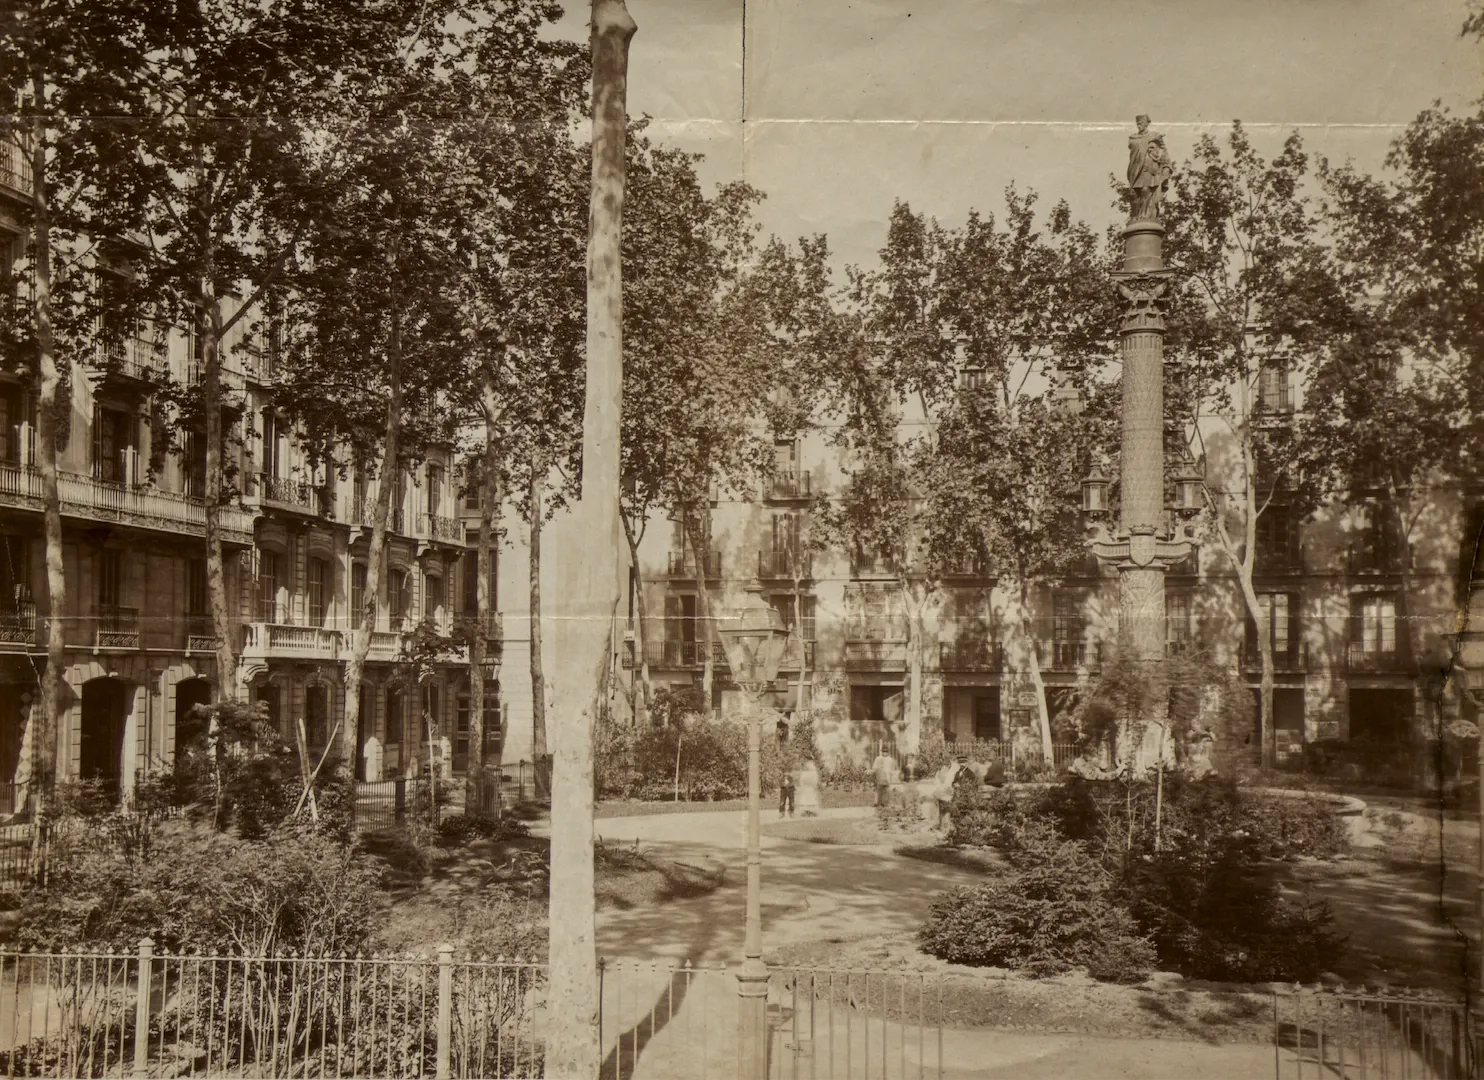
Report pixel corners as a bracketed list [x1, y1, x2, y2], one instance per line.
[778, 762, 796, 818]
[795, 757, 821, 817]
[872, 744, 897, 807]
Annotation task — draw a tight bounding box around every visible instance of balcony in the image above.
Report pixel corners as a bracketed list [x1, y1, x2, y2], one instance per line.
[767, 471, 812, 500]
[1042, 640, 1101, 672]
[1347, 544, 1412, 576]
[185, 614, 218, 654]
[1346, 641, 1410, 673]
[0, 136, 32, 195]
[779, 639, 816, 670]
[941, 556, 989, 579]
[0, 602, 36, 648]
[641, 639, 728, 670]
[94, 333, 165, 383]
[248, 473, 333, 518]
[0, 464, 254, 544]
[349, 494, 405, 534]
[241, 622, 343, 661]
[456, 611, 503, 641]
[422, 512, 462, 544]
[757, 549, 812, 580]
[666, 550, 722, 579]
[850, 553, 899, 579]
[844, 640, 907, 671]
[939, 640, 1002, 672]
[96, 606, 139, 650]
[1240, 641, 1309, 673]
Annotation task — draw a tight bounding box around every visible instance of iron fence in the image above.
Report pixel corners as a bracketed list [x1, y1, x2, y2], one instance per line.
[0, 947, 1474, 1079]
[1275, 986, 1474, 1080]
[0, 944, 544, 1078]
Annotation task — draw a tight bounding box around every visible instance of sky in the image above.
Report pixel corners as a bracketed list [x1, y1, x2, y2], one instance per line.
[551, 0, 1483, 271]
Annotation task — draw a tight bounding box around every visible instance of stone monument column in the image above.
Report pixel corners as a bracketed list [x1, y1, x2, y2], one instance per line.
[1089, 116, 1190, 768]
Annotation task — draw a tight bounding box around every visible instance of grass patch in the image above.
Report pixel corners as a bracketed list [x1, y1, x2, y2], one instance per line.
[893, 844, 1004, 872]
[594, 840, 726, 909]
[763, 816, 885, 846]
[595, 789, 874, 818]
[769, 934, 1281, 1044]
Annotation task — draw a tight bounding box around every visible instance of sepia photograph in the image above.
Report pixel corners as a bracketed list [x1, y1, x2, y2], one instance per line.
[0, 0, 1482, 1076]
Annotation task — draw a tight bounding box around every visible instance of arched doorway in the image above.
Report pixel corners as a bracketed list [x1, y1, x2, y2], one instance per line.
[174, 677, 212, 762]
[80, 678, 131, 795]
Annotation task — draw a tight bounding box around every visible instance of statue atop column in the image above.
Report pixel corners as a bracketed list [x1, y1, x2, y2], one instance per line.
[1127, 114, 1175, 222]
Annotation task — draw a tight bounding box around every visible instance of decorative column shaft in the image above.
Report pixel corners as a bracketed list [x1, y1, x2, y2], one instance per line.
[1088, 115, 1189, 768]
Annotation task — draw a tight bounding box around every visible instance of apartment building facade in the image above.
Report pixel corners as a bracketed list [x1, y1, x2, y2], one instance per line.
[583, 367, 1474, 772]
[0, 144, 496, 802]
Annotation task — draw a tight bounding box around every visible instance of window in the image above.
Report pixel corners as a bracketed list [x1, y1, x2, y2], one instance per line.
[1254, 506, 1301, 571]
[260, 410, 281, 479]
[181, 430, 206, 498]
[187, 559, 208, 616]
[389, 568, 410, 629]
[426, 464, 442, 517]
[1052, 593, 1085, 667]
[386, 687, 404, 746]
[462, 549, 496, 614]
[305, 684, 329, 746]
[0, 384, 29, 465]
[846, 584, 901, 640]
[1247, 592, 1294, 657]
[1352, 595, 1397, 656]
[458, 692, 502, 760]
[350, 562, 367, 626]
[771, 512, 800, 553]
[1166, 592, 1193, 652]
[308, 558, 327, 627]
[256, 549, 280, 623]
[959, 367, 988, 390]
[773, 439, 797, 475]
[424, 573, 444, 629]
[1353, 504, 1405, 572]
[98, 549, 122, 609]
[1258, 364, 1291, 412]
[92, 406, 136, 484]
[0, 534, 31, 616]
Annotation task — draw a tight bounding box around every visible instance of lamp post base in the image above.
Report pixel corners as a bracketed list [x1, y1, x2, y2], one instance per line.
[736, 959, 770, 1080]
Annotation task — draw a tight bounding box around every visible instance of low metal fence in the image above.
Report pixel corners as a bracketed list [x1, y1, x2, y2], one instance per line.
[1275, 986, 1474, 1080]
[0, 944, 545, 1078]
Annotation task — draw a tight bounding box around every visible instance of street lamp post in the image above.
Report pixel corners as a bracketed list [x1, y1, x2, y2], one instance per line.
[1086, 115, 1193, 768]
[716, 579, 790, 1080]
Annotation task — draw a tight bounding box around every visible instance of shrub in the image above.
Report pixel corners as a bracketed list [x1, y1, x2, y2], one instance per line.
[918, 841, 1155, 981]
[436, 814, 531, 849]
[1121, 848, 1345, 982]
[875, 786, 924, 832]
[16, 819, 386, 955]
[820, 752, 872, 791]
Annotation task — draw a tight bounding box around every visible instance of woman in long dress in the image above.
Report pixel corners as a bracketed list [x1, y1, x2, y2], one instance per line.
[795, 757, 822, 817]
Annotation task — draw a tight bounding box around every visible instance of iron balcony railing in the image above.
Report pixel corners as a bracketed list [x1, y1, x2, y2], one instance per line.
[1346, 640, 1410, 673]
[844, 617, 908, 642]
[0, 465, 254, 544]
[758, 548, 812, 579]
[1347, 543, 1412, 575]
[185, 614, 217, 653]
[939, 639, 1002, 671]
[0, 601, 36, 646]
[423, 511, 462, 542]
[349, 493, 405, 534]
[666, 550, 722, 578]
[642, 639, 729, 669]
[1042, 640, 1102, 671]
[96, 605, 139, 650]
[1240, 640, 1309, 672]
[98, 333, 163, 381]
[767, 470, 812, 499]
[0, 135, 33, 194]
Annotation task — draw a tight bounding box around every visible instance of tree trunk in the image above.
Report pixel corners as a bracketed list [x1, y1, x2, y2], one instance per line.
[544, 5, 635, 1076]
[903, 583, 925, 759]
[792, 572, 806, 717]
[342, 306, 403, 782]
[468, 372, 500, 816]
[30, 90, 62, 827]
[201, 275, 236, 702]
[529, 460, 548, 786]
[621, 514, 651, 724]
[1018, 587, 1056, 762]
[1234, 566, 1275, 769]
[684, 510, 714, 710]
